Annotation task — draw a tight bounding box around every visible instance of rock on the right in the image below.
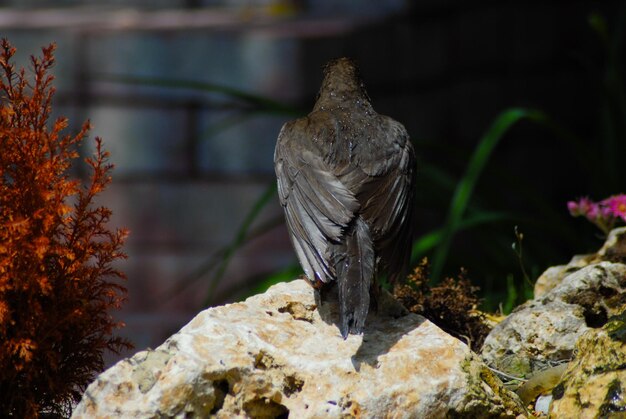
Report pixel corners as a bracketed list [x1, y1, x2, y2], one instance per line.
[550, 311, 626, 416]
[534, 227, 626, 298]
[481, 227, 626, 379]
[481, 262, 626, 377]
[481, 227, 626, 416]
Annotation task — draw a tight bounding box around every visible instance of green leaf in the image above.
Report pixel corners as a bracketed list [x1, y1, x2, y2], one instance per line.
[202, 182, 278, 306]
[503, 274, 518, 314]
[158, 183, 281, 306]
[589, 12, 610, 46]
[430, 108, 546, 281]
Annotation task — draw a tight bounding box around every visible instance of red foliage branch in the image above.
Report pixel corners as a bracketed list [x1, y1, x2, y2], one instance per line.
[0, 39, 131, 417]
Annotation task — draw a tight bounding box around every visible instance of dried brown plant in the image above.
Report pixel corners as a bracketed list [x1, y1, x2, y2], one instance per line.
[0, 39, 131, 417]
[394, 258, 491, 351]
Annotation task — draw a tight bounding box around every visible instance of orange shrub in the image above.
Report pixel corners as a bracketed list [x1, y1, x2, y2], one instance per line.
[0, 39, 131, 417]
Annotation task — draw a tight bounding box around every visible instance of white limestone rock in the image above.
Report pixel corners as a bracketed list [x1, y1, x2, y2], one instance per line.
[482, 262, 626, 377]
[533, 254, 591, 298]
[596, 226, 626, 262]
[534, 226, 626, 298]
[72, 280, 525, 418]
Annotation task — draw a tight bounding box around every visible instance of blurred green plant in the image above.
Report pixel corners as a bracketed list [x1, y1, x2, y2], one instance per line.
[426, 108, 546, 281]
[189, 183, 280, 307]
[416, 9, 625, 308]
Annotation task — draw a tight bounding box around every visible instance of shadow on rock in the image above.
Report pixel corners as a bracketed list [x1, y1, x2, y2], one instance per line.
[314, 283, 427, 370]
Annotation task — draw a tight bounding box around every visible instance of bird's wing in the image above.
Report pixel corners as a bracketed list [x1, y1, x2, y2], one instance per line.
[274, 119, 360, 284]
[351, 118, 416, 284]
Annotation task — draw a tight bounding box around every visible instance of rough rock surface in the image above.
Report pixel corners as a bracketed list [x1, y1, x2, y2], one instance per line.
[534, 227, 626, 298]
[550, 311, 626, 416]
[72, 280, 526, 418]
[482, 261, 626, 377]
[533, 254, 591, 299]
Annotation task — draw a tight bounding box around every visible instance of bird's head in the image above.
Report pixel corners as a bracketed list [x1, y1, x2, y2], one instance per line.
[316, 57, 371, 108]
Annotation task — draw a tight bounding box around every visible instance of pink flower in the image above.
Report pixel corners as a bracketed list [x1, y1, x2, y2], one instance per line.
[567, 197, 595, 217]
[568, 194, 626, 235]
[602, 194, 626, 221]
[585, 202, 601, 222]
[567, 200, 579, 215]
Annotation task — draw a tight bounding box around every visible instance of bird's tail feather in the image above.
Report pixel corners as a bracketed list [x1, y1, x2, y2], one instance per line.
[337, 217, 374, 339]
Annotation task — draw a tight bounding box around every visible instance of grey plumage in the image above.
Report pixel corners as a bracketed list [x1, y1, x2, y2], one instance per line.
[274, 57, 416, 338]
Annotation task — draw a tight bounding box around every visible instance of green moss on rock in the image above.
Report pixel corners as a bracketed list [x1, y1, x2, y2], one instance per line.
[551, 311, 626, 417]
[450, 355, 528, 418]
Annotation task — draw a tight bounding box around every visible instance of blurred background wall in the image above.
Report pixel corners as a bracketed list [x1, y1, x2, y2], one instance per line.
[1, 0, 624, 364]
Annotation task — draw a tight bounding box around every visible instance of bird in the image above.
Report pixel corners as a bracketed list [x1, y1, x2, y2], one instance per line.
[274, 57, 416, 338]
